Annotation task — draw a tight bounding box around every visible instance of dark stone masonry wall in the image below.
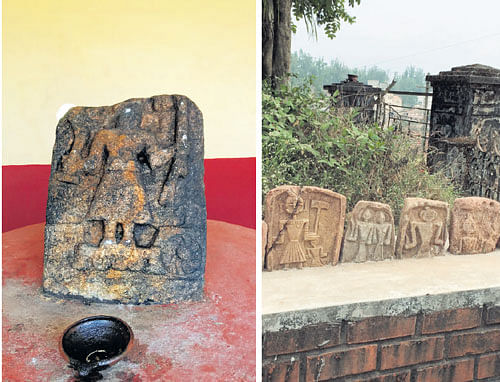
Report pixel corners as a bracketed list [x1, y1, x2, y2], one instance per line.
[427, 64, 500, 201]
[263, 305, 500, 381]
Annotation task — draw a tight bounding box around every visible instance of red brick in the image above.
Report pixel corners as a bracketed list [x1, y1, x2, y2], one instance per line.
[263, 323, 341, 356]
[448, 329, 500, 358]
[415, 358, 474, 382]
[305, 345, 377, 380]
[486, 305, 500, 325]
[347, 315, 416, 344]
[380, 336, 444, 370]
[263, 359, 300, 382]
[422, 307, 481, 334]
[477, 352, 500, 379]
[355, 371, 411, 382]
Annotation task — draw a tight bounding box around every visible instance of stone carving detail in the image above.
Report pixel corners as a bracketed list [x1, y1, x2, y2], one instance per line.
[427, 65, 500, 201]
[264, 186, 346, 271]
[396, 198, 449, 258]
[262, 220, 268, 269]
[342, 201, 395, 263]
[43, 95, 206, 304]
[449, 197, 500, 254]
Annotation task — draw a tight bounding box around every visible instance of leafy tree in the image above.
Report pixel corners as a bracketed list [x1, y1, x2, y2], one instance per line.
[291, 51, 390, 92]
[291, 52, 427, 107]
[263, 0, 361, 88]
[392, 66, 426, 107]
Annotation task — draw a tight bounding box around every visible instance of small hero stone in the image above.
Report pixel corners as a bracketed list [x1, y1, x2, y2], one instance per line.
[42, 95, 206, 304]
[396, 198, 449, 258]
[449, 197, 500, 254]
[342, 201, 395, 263]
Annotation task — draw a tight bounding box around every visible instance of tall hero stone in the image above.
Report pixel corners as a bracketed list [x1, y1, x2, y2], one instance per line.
[264, 185, 346, 271]
[42, 95, 206, 304]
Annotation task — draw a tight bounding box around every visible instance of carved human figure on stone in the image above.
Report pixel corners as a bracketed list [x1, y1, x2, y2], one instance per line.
[403, 207, 444, 256]
[43, 95, 207, 305]
[55, 123, 89, 185]
[276, 191, 309, 268]
[84, 109, 173, 247]
[450, 197, 500, 254]
[264, 185, 346, 270]
[345, 208, 375, 262]
[460, 212, 479, 253]
[343, 201, 395, 263]
[373, 211, 393, 260]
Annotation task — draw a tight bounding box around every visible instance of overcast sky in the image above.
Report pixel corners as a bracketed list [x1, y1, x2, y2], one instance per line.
[292, 0, 500, 76]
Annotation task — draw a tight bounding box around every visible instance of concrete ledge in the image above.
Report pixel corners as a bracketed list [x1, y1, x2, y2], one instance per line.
[263, 251, 500, 332]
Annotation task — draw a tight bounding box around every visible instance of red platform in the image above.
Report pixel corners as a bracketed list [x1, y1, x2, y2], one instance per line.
[3, 221, 256, 381]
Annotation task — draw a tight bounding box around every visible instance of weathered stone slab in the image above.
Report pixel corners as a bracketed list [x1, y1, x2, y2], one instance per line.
[396, 198, 449, 258]
[449, 197, 500, 254]
[342, 201, 395, 263]
[264, 185, 346, 270]
[262, 220, 268, 269]
[43, 95, 206, 304]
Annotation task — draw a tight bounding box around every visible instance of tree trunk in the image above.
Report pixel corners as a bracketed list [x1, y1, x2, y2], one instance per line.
[262, 0, 274, 81]
[262, 0, 291, 89]
[271, 0, 292, 88]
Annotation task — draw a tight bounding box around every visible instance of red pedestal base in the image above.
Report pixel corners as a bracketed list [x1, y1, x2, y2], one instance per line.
[3, 220, 256, 381]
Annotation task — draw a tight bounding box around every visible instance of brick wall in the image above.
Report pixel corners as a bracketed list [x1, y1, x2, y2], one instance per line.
[263, 305, 500, 381]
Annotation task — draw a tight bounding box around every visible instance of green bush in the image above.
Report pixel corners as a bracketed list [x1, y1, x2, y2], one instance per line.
[262, 79, 460, 223]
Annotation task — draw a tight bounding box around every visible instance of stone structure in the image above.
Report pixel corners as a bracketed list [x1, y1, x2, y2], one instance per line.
[43, 95, 206, 304]
[449, 197, 500, 255]
[324, 74, 381, 123]
[262, 220, 268, 269]
[264, 186, 346, 271]
[396, 198, 449, 258]
[342, 201, 395, 263]
[426, 64, 500, 201]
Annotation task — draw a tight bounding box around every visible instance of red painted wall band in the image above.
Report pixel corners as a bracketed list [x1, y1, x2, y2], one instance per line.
[2, 158, 256, 232]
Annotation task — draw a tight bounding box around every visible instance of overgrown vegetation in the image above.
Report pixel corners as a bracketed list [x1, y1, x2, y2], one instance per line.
[262, 79, 459, 223]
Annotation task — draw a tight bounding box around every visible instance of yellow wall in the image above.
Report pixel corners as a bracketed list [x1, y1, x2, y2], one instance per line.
[3, 0, 256, 164]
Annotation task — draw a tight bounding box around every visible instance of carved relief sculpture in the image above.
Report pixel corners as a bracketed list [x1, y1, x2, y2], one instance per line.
[449, 197, 500, 254]
[264, 186, 346, 271]
[396, 198, 449, 258]
[426, 65, 500, 202]
[262, 220, 268, 269]
[43, 95, 206, 304]
[342, 201, 395, 263]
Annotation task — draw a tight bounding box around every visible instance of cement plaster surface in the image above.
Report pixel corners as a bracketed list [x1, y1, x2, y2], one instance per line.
[263, 250, 500, 331]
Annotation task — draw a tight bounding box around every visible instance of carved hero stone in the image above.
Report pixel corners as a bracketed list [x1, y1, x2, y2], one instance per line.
[264, 185, 346, 271]
[449, 197, 500, 254]
[396, 198, 449, 258]
[342, 201, 395, 263]
[42, 95, 206, 304]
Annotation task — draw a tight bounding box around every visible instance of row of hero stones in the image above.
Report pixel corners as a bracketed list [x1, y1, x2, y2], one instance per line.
[262, 185, 500, 271]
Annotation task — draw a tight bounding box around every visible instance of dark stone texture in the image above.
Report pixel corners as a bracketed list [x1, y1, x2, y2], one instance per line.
[427, 64, 500, 201]
[43, 95, 206, 304]
[324, 75, 381, 123]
